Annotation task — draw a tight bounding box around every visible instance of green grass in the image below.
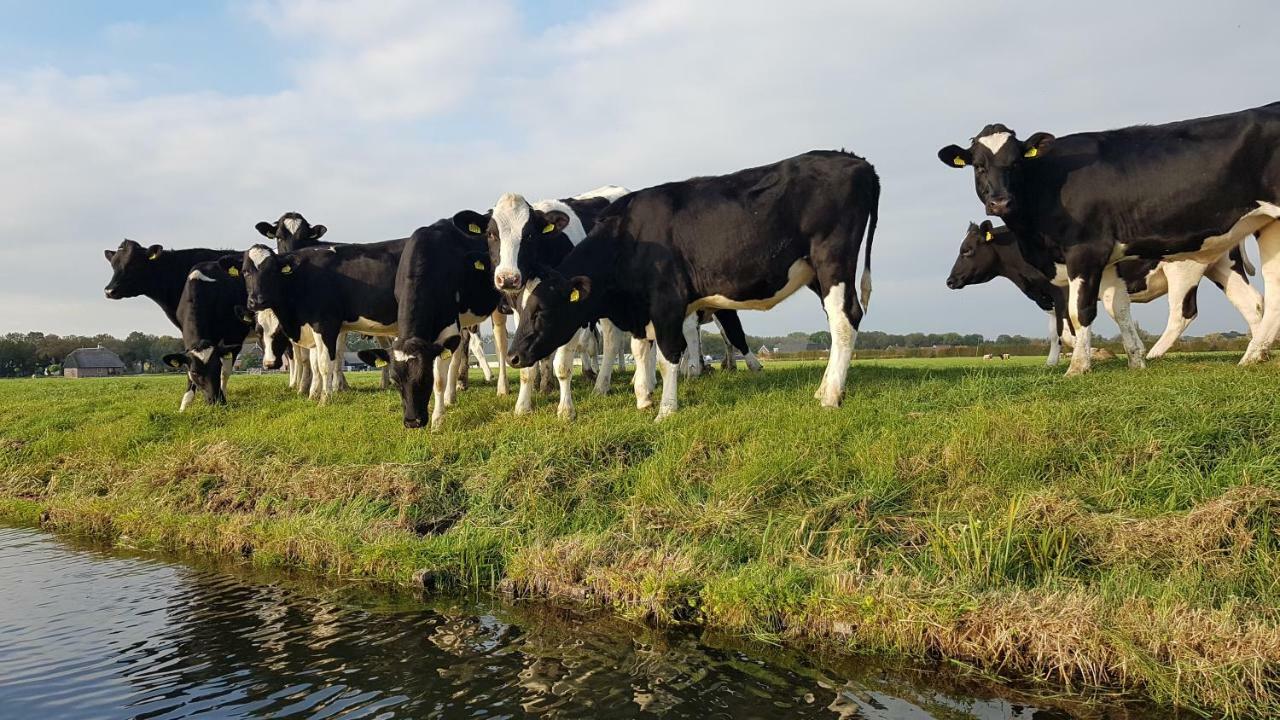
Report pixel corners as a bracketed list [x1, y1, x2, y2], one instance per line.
[2, 354, 1279, 717]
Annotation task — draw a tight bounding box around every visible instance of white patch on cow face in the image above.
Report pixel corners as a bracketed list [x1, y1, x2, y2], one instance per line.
[689, 259, 815, 312]
[192, 347, 214, 363]
[977, 131, 1012, 155]
[187, 269, 217, 283]
[247, 246, 273, 267]
[282, 217, 302, 235]
[256, 309, 282, 365]
[392, 349, 415, 363]
[533, 199, 586, 244]
[492, 193, 531, 285]
[518, 277, 541, 312]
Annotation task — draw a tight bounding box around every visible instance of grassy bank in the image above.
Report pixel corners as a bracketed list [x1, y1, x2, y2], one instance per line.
[3, 355, 1279, 716]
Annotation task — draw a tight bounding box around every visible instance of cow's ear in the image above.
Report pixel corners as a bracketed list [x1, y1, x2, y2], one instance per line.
[147, 244, 164, 260]
[466, 252, 490, 272]
[217, 255, 242, 276]
[937, 145, 972, 168]
[567, 275, 591, 303]
[1022, 132, 1055, 158]
[104, 249, 116, 262]
[438, 334, 463, 356]
[543, 210, 570, 234]
[452, 210, 490, 236]
[310, 224, 327, 240]
[279, 262, 293, 275]
[358, 349, 390, 368]
[979, 220, 995, 240]
[162, 353, 189, 368]
[255, 221, 277, 238]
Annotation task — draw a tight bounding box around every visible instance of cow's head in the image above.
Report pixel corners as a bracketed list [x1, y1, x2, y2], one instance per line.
[103, 239, 166, 299]
[241, 244, 294, 312]
[938, 125, 1054, 217]
[507, 273, 593, 368]
[947, 221, 1006, 289]
[474, 193, 571, 294]
[255, 212, 327, 253]
[162, 343, 232, 406]
[246, 303, 291, 369]
[359, 335, 462, 429]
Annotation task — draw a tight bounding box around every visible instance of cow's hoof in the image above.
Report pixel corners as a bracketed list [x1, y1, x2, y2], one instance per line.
[655, 407, 676, 422]
[514, 403, 533, 416]
[1064, 364, 1090, 377]
[1127, 356, 1147, 370]
[593, 385, 610, 396]
[1239, 351, 1269, 366]
[430, 418, 444, 431]
[636, 399, 653, 410]
[819, 396, 842, 409]
[557, 406, 576, 421]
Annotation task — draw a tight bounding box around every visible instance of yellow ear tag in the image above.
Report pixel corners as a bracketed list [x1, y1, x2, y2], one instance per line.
[468, 223, 482, 234]
[952, 157, 966, 167]
[167, 358, 181, 367]
[985, 231, 994, 241]
[375, 358, 388, 368]
[543, 223, 556, 234]
[473, 260, 485, 270]
[149, 252, 160, 260]
[569, 289, 581, 303]
[223, 353, 233, 361]
[280, 265, 292, 275]
[1024, 147, 1038, 158]
[440, 349, 451, 359]
[227, 266, 240, 277]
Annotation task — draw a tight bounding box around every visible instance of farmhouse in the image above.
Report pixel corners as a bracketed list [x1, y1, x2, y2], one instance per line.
[63, 346, 125, 378]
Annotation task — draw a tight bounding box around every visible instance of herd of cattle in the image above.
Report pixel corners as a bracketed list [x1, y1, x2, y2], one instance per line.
[103, 101, 1280, 428]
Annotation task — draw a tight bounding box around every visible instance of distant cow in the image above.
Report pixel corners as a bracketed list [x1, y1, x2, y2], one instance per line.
[508, 150, 878, 418]
[161, 258, 255, 409]
[946, 221, 1263, 365]
[357, 217, 501, 428]
[241, 238, 406, 403]
[938, 103, 1280, 374]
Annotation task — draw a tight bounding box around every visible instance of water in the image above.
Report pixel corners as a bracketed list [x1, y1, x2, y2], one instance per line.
[0, 526, 1165, 719]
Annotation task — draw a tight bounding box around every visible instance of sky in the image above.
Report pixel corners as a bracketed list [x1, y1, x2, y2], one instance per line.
[3, 0, 1278, 340]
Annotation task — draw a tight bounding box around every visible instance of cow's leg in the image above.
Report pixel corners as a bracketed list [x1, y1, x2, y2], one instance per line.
[430, 353, 449, 430]
[817, 280, 861, 408]
[1045, 311, 1062, 366]
[712, 314, 737, 371]
[594, 320, 621, 395]
[654, 327, 688, 422]
[307, 344, 324, 401]
[1099, 266, 1147, 369]
[554, 341, 577, 421]
[334, 334, 350, 392]
[469, 331, 493, 382]
[716, 310, 760, 372]
[680, 315, 702, 378]
[376, 336, 394, 389]
[1206, 251, 1264, 337]
[1242, 223, 1280, 364]
[1144, 260, 1203, 359]
[444, 342, 465, 406]
[286, 349, 298, 388]
[220, 352, 233, 398]
[179, 379, 196, 412]
[1064, 266, 1102, 377]
[318, 333, 343, 404]
[492, 310, 510, 395]
[632, 336, 656, 409]
[578, 326, 599, 385]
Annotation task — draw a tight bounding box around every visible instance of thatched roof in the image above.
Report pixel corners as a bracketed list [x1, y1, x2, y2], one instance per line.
[63, 346, 125, 369]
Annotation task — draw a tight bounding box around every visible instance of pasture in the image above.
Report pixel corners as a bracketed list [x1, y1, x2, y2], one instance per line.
[2, 355, 1279, 716]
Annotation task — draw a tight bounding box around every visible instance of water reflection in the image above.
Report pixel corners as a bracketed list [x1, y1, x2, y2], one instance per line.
[0, 527, 1170, 719]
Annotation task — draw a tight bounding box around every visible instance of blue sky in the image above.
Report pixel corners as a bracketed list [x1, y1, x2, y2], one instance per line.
[3, 1, 1279, 342]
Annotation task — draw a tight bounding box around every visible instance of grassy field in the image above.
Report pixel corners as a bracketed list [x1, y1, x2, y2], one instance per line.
[2, 354, 1279, 716]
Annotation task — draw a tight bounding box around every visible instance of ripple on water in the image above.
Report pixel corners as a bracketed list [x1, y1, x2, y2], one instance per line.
[0, 526, 1161, 719]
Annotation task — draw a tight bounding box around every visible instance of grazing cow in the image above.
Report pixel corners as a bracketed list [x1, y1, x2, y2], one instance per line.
[508, 150, 878, 418]
[357, 217, 501, 428]
[982, 354, 994, 360]
[240, 238, 406, 403]
[476, 186, 630, 418]
[160, 257, 255, 409]
[938, 103, 1280, 374]
[1000, 353, 1011, 360]
[947, 222, 1263, 365]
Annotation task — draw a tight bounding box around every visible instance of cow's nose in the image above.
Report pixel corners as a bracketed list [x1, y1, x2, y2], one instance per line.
[946, 277, 960, 289]
[104, 287, 117, 299]
[263, 357, 281, 370]
[507, 351, 524, 368]
[247, 296, 264, 311]
[404, 417, 424, 430]
[495, 270, 522, 291]
[986, 198, 1011, 216]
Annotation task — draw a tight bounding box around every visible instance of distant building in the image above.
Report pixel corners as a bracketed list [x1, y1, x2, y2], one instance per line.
[776, 338, 828, 354]
[343, 352, 371, 371]
[63, 346, 126, 378]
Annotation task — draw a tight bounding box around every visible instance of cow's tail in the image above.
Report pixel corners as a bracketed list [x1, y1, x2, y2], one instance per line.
[858, 183, 878, 312]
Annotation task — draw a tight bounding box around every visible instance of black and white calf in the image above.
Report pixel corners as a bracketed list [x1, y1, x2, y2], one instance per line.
[357, 218, 501, 428]
[476, 186, 630, 419]
[947, 222, 1263, 365]
[508, 150, 878, 418]
[939, 103, 1280, 374]
[160, 257, 256, 409]
[240, 238, 405, 403]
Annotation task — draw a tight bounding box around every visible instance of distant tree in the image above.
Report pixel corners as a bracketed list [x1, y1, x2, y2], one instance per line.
[808, 331, 832, 347]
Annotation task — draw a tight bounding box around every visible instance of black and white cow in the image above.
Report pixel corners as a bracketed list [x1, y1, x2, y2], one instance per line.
[480, 186, 630, 419]
[357, 217, 501, 428]
[240, 239, 406, 403]
[508, 150, 878, 418]
[938, 103, 1280, 374]
[255, 212, 328, 253]
[947, 222, 1263, 365]
[160, 257, 256, 409]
